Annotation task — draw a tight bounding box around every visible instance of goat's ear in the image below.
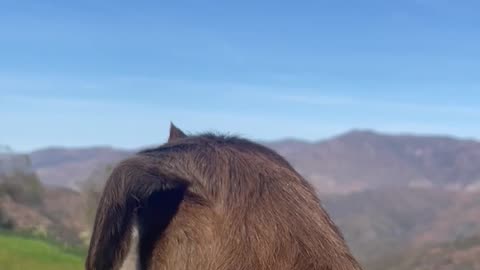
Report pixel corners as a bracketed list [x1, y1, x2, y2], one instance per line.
[168, 122, 187, 143]
[85, 157, 188, 270]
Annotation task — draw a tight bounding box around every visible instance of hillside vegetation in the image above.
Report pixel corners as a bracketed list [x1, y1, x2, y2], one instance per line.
[369, 236, 480, 270]
[0, 153, 89, 247]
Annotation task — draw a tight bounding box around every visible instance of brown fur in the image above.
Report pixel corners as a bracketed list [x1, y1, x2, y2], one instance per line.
[85, 124, 363, 270]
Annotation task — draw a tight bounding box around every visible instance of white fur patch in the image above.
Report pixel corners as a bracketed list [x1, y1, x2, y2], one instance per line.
[119, 226, 141, 270]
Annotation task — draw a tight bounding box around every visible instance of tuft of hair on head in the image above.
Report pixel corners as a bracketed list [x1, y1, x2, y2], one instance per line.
[168, 122, 187, 143]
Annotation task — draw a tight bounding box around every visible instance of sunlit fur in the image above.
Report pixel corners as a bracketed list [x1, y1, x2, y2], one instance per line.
[85, 124, 363, 270]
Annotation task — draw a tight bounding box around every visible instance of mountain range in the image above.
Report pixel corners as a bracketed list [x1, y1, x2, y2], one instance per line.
[3, 129, 480, 268]
[29, 129, 480, 194]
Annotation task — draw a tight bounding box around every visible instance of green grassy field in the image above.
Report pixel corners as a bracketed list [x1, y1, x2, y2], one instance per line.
[0, 233, 84, 270]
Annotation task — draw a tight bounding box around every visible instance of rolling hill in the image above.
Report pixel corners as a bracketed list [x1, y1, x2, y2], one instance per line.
[368, 236, 480, 270]
[321, 187, 480, 264]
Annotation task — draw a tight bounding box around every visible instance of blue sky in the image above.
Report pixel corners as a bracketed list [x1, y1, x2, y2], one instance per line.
[1, 0, 480, 152]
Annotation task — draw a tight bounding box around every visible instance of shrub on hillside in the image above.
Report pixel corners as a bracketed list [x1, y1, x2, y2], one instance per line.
[80, 164, 113, 227]
[0, 170, 44, 206]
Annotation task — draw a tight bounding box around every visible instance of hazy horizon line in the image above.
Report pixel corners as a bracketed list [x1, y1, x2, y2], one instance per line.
[7, 127, 479, 154]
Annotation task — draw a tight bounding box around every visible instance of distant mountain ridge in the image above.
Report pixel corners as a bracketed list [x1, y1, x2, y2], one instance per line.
[25, 129, 480, 193]
[268, 130, 480, 193]
[29, 147, 132, 189]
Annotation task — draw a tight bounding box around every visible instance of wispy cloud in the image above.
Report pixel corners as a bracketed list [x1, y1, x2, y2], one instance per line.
[276, 94, 357, 106]
[2, 72, 479, 119]
[276, 93, 480, 117]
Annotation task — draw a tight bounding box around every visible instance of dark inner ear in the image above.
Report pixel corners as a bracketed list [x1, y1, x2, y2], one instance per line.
[137, 187, 186, 269]
[168, 123, 187, 143]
